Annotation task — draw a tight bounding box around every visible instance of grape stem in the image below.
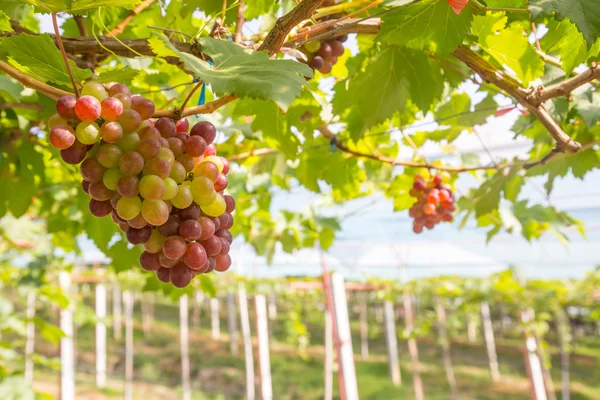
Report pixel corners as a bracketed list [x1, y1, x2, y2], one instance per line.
[51, 13, 80, 97]
[107, 0, 156, 38]
[0, 60, 71, 100]
[179, 80, 205, 117]
[234, 1, 245, 44]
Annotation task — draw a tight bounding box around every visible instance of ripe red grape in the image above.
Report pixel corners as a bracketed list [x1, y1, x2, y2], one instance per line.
[177, 154, 195, 173]
[224, 195, 235, 213]
[126, 226, 152, 245]
[56, 95, 78, 120]
[89, 199, 112, 217]
[176, 118, 189, 133]
[214, 254, 231, 272]
[318, 42, 332, 60]
[156, 267, 171, 282]
[215, 228, 233, 243]
[49, 124, 75, 150]
[131, 96, 155, 120]
[75, 95, 101, 122]
[190, 121, 216, 145]
[182, 242, 207, 270]
[158, 215, 181, 237]
[204, 144, 216, 157]
[88, 181, 113, 201]
[179, 220, 202, 241]
[128, 213, 148, 229]
[214, 174, 228, 192]
[220, 157, 230, 174]
[329, 40, 345, 57]
[201, 236, 222, 256]
[167, 137, 184, 157]
[163, 235, 187, 260]
[108, 83, 131, 96]
[179, 203, 201, 221]
[117, 175, 140, 197]
[143, 157, 172, 179]
[309, 56, 324, 70]
[100, 97, 124, 121]
[81, 157, 106, 182]
[113, 93, 132, 109]
[138, 138, 161, 160]
[169, 263, 193, 288]
[101, 121, 123, 143]
[140, 251, 161, 271]
[155, 117, 176, 138]
[198, 217, 215, 241]
[118, 109, 142, 132]
[119, 151, 144, 176]
[184, 135, 207, 157]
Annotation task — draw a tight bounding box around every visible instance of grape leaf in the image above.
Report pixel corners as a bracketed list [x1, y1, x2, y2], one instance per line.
[485, 0, 526, 6]
[160, 36, 312, 111]
[575, 92, 600, 127]
[0, 10, 12, 33]
[541, 18, 600, 74]
[0, 34, 91, 86]
[379, 0, 474, 56]
[22, 0, 140, 13]
[529, 0, 600, 48]
[245, 0, 275, 20]
[92, 68, 138, 84]
[0, 76, 23, 102]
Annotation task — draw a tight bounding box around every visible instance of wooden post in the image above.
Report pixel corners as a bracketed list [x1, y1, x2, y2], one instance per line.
[555, 310, 570, 400]
[521, 309, 548, 400]
[123, 290, 134, 400]
[403, 288, 424, 400]
[435, 296, 458, 399]
[359, 293, 369, 358]
[59, 271, 75, 400]
[238, 284, 255, 400]
[383, 300, 401, 386]
[210, 297, 220, 340]
[330, 272, 360, 400]
[192, 290, 203, 328]
[481, 301, 501, 382]
[95, 283, 107, 389]
[227, 292, 239, 355]
[324, 307, 333, 400]
[24, 291, 36, 383]
[112, 283, 122, 340]
[180, 295, 191, 400]
[255, 294, 272, 400]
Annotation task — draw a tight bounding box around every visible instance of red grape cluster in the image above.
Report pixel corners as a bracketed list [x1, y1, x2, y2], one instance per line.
[408, 174, 456, 233]
[304, 35, 348, 75]
[48, 82, 235, 287]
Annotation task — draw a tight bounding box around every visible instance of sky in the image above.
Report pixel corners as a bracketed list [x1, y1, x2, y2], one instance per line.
[36, 12, 600, 281]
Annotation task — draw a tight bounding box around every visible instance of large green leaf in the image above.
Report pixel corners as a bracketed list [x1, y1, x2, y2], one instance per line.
[161, 36, 312, 111]
[379, 0, 474, 55]
[22, 0, 140, 13]
[0, 34, 91, 86]
[0, 10, 12, 32]
[529, 0, 600, 48]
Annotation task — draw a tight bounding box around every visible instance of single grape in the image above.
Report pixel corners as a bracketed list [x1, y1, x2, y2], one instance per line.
[201, 195, 226, 217]
[309, 56, 325, 70]
[81, 82, 108, 101]
[210, 216, 221, 231]
[219, 237, 230, 255]
[214, 254, 231, 272]
[143, 157, 171, 179]
[118, 132, 140, 153]
[433, 175, 442, 185]
[137, 119, 154, 133]
[177, 154, 195, 172]
[76, 121, 101, 145]
[220, 157, 230, 175]
[427, 189, 439, 205]
[176, 119, 189, 133]
[169, 161, 186, 184]
[215, 228, 232, 243]
[214, 173, 228, 192]
[163, 235, 187, 260]
[139, 251, 161, 271]
[194, 161, 219, 182]
[100, 97, 123, 121]
[224, 195, 235, 213]
[108, 83, 131, 96]
[81, 157, 106, 182]
[413, 224, 423, 234]
[155, 117, 176, 138]
[205, 257, 216, 273]
[304, 40, 321, 53]
[319, 60, 333, 74]
[116, 196, 142, 220]
[413, 179, 425, 191]
[119, 151, 144, 176]
[331, 56, 338, 65]
[156, 267, 172, 282]
[184, 135, 207, 157]
[128, 213, 148, 229]
[137, 137, 160, 161]
[48, 114, 67, 130]
[82, 180, 90, 194]
[56, 95, 78, 121]
[219, 212, 233, 229]
[204, 143, 216, 157]
[49, 124, 75, 150]
[198, 217, 216, 241]
[175, 132, 190, 144]
[190, 121, 217, 145]
[101, 121, 123, 143]
[179, 219, 202, 242]
[318, 42, 333, 60]
[163, 177, 178, 200]
[88, 180, 113, 201]
[171, 184, 194, 209]
[145, 229, 166, 253]
[179, 203, 201, 221]
[117, 175, 140, 197]
[423, 203, 436, 215]
[169, 263, 193, 288]
[329, 40, 345, 57]
[200, 236, 222, 257]
[125, 225, 151, 245]
[167, 137, 184, 157]
[131, 96, 155, 120]
[139, 174, 166, 200]
[139, 126, 160, 140]
[96, 144, 123, 168]
[141, 199, 169, 226]
[117, 109, 142, 132]
[74, 95, 101, 122]
[203, 156, 223, 173]
[89, 199, 112, 217]
[158, 215, 181, 237]
[113, 93, 132, 109]
[182, 242, 207, 270]
[158, 147, 175, 166]
[439, 189, 450, 202]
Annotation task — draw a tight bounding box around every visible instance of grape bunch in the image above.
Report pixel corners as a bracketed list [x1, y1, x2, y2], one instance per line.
[47, 82, 235, 288]
[303, 34, 348, 75]
[408, 174, 456, 233]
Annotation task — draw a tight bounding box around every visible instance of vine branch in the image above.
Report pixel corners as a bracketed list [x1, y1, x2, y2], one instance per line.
[529, 63, 600, 105]
[0, 61, 71, 100]
[51, 13, 80, 97]
[234, 1, 245, 44]
[107, 0, 156, 37]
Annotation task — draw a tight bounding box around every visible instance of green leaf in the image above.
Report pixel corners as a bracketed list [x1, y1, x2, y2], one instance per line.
[0, 75, 22, 102]
[106, 240, 143, 273]
[529, 0, 600, 48]
[379, 0, 474, 56]
[0, 10, 13, 33]
[245, 0, 274, 20]
[22, 0, 140, 13]
[161, 36, 312, 110]
[471, 12, 507, 39]
[575, 92, 600, 127]
[319, 227, 335, 251]
[479, 26, 545, 85]
[0, 34, 91, 86]
[92, 68, 138, 84]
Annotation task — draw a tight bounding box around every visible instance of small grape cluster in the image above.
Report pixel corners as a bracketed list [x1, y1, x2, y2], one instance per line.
[408, 174, 456, 233]
[47, 82, 234, 288]
[304, 34, 348, 75]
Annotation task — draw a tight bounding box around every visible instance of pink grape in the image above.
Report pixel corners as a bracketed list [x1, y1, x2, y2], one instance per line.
[176, 119, 189, 132]
[220, 157, 230, 174]
[113, 93, 132, 109]
[177, 154, 195, 172]
[110, 192, 122, 208]
[190, 121, 217, 145]
[183, 242, 207, 270]
[159, 252, 178, 268]
[117, 109, 142, 132]
[158, 215, 181, 237]
[128, 213, 148, 229]
[139, 175, 166, 200]
[101, 121, 123, 143]
[224, 195, 235, 213]
[155, 117, 176, 138]
[211, 216, 221, 231]
[139, 251, 161, 271]
[159, 137, 169, 148]
[219, 237, 230, 255]
[56, 95, 78, 121]
[175, 132, 189, 143]
[131, 96, 155, 120]
[49, 124, 75, 150]
[201, 236, 222, 257]
[163, 235, 187, 260]
[179, 203, 201, 221]
[117, 175, 140, 197]
[81, 157, 106, 182]
[204, 143, 216, 157]
[108, 83, 131, 96]
[89, 199, 112, 217]
[205, 257, 216, 273]
[75, 95, 101, 122]
[167, 137, 184, 157]
[138, 138, 161, 160]
[214, 173, 228, 192]
[126, 225, 152, 245]
[215, 228, 233, 243]
[198, 217, 215, 241]
[139, 126, 160, 140]
[215, 254, 231, 272]
[184, 135, 207, 157]
[329, 40, 345, 57]
[156, 267, 172, 282]
[179, 220, 202, 242]
[194, 162, 219, 182]
[100, 97, 124, 121]
[143, 157, 171, 179]
[219, 212, 233, 229]
[119, 151, 144, 176]
[141, 199, 169, 226]
[88, 181, 113, 201]
[169, 263, 193, 288]
[96, 144, 123, 168]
